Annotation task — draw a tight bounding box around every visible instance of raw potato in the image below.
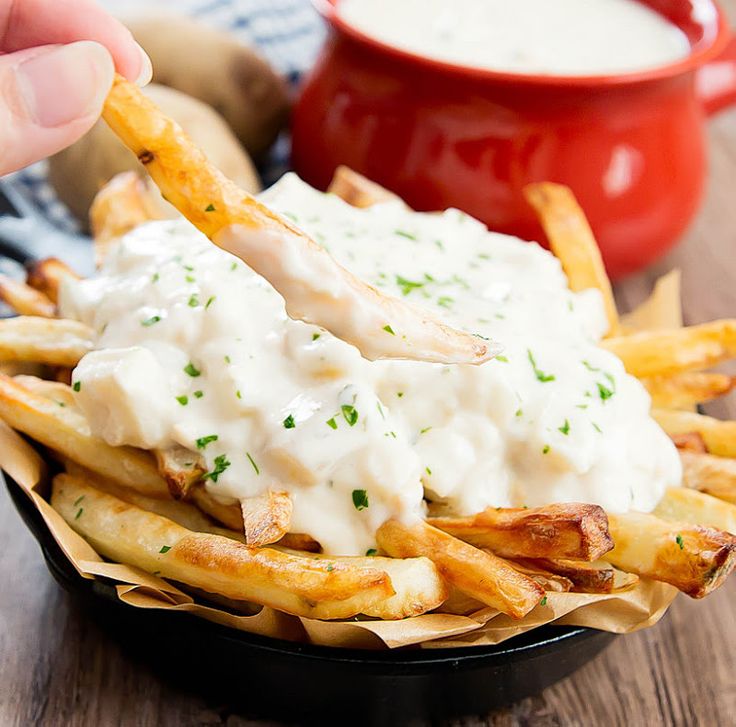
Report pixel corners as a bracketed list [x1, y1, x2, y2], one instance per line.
[126, 13, 290, 157]
[49, 84, 261, 227]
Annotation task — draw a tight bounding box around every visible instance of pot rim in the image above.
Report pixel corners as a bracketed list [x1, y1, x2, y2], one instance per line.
[315, 0, 731, 87]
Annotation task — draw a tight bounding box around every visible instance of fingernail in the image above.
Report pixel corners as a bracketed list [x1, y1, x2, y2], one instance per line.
[16, 41, 114, 128]
[134, 42, 153, 86]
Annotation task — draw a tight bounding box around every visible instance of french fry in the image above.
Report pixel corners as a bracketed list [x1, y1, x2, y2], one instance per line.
[89, 171, 165, 266]
[25, 258, 81, 306]
[602, 320, 736, 378]
[52, 474, 394, 619]
[241, 490, 292, 547]
[428, 503, 613, 561]
[0, 274, 56, 317]
[327, 166, 402, 208]
[680, 451, 736, 505]
[0, 373, 168, 498]
[376, 518, 544, 618]
[13, 375, 78, 409]
[277, 533, 321, 553]
[501, 560, 573, 592]
[511, 557, 637, 593]
[524, 182, 619, 336]
[605, 511, 736, 598]
[620, 269, 682, 333]
[654, 487, 736, 534]
[190, 485, 243, 530]
[671, 432, 708, 453]
[278, 547, 448, 619]
[652, 409, 736, 458]
[154, 446, 205, 499]
[642, 372, 735, 410]
[0, 316, 93, 367]
[102, 74, 497, 366]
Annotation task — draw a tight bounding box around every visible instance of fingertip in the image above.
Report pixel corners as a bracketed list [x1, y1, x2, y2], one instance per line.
[133, 42, 153, 87]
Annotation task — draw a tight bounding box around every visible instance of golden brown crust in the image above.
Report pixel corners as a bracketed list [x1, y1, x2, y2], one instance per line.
[25, 258, 81, 306]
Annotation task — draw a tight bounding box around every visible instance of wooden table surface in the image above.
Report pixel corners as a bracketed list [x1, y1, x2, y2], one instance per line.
[4, 27, 736, 727]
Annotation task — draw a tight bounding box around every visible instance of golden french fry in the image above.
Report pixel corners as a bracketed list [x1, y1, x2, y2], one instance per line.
[620, 269, 682, 333]
[642, 372, 735, 410]
[25, 258, 81, 306]
[501, 560, 573, 592]
[512, 557, 637, 593]
[102, 74, 496, 366]
[524, 182, 619, 336]
[602, 320, 736, 378]
[428, 503, 613, 561]
[90, 171, 166, 266]
[376, 518, 544, 618]
[241, 490, 292, 547]
[0, 373, 168, 498]
[671, 432, 708, 453]
[0, 316, 93, 367]
[652, 409, 736, 458]
[680, 451, 736, 505]
[327, 166, 402, 208]
[0, 274, 56, 317]
[605, 511, 736, 598]
[13, 375, 78, 409]
[154, 446, 205, 499]
[52, 474, 394, 619]
[190, 485, 243, 530]
[654, 487, 736, 534]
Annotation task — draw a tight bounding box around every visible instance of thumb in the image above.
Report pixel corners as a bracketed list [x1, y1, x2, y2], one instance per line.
[0, 41, 114, 176]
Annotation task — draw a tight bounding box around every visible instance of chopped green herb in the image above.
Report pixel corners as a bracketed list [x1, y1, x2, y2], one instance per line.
[567, 300, 574, 312]
[435, 239, 445, 251]
[542, 444, 550, 454]
[558, 419, 570, 435]
[151, 273, 160, 283]
[515, 408, 523, 417]
[477, 253, 491, 260]
[142, 315, 161, 327]
[576, 404, 588, 410]
[312, 332, 321, 341]
[397, 392, 404, 398]
[73, 495, 85, 507]
[341, 404, 359, 426]
[383, 324, 395, 335]
[437, 296, 454, 308]
[365, 548, 378, 557]
[676, 534, 684, 550]
[495, 355, 509, 363]
[246, 452, 259, 475]
[184, 362, 201, 377]
[72, 381, 81, 392]
[283, 414, 296, 429]
[185, 275, 195, 283]
[230, 262, 238, 271]
[283, 211, 298, 222]
[204, 454, 231, 482]
[527, 349, 555, 383]
[224, 355, 231, 364]
[540, 596, 548, 606]
[425, 466, 432, 475]
[176, 395, 188, 406]
[603, 372, 617, 391]
[57, 401, 66, 408]
[592, 422, 602, 433]
[205, 296, 216, 310]
[326, 563, 334, 572]
[205, 203, 216, 212]
[159, 545, 171, 554]
[196, 434, 218, 449]
[188, 294, 199, 307]
[183, 264, 194, 272]
[193, 390, 204, 399]
[236, 390, 242, 399]
[376, 401, 385, 419]
[394, 229, 417, 240]
[597, 382, 614, 401]
[74, 507, 83, 519]
[582, 360, 600, 372]
[419, 426, 432, 434]
[352, 489, 369, 510]
[326, 417, 337, 430]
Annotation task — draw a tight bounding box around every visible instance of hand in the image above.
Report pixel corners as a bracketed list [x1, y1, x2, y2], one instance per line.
[0, 0, 152, 176]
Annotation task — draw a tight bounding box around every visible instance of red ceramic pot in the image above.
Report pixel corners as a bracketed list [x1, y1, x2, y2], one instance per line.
[292, 0, 736, 279]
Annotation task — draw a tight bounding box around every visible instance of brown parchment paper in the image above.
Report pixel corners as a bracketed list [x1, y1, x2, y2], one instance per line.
[0, 419, 678, 650]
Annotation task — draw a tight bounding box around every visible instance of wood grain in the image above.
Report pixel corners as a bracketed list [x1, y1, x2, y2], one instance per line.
[3, 20, 736, 727]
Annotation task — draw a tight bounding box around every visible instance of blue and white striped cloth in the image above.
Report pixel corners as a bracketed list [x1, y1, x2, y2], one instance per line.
[8, 0, 326, 232]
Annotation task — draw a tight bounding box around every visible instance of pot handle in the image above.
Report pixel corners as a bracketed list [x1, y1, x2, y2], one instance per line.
[697, 34, 736, 116]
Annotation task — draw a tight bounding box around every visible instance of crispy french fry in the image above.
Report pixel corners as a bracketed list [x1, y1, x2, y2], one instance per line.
[621, 269, 682, 333]
[642, 372, 735, 410]
[602, 320, 736, 378]
[680, 451, 736, 505]
[501, 560, 573, 592]
[154, 446, 205, 499]
[277, 533, 321, 553]
[90, 171, 166, 266]
[428, 503, 613, 561]
[25, 258, 81, 306]
[0, 274, 56, 317]
[511, 557, 637, 593]
[190, 485, 243, 530]
[671, 432, 708, 453]
[53, 474, 394, 619]
[0, 373, 168, 498]
[376, 518, 543, 618]
[654, 487, 736, 534]
[605, 511, 736, 598]
[278, 547, 448, 619]
[0, 316, 93, 367]
[13, 375, 78, 409]
[652, 409, 736, 458]
[102, 74, 496, 366]
[327, 166, 402, 208]
[524, 182, 619, 336]
[241, 490, 292, 547]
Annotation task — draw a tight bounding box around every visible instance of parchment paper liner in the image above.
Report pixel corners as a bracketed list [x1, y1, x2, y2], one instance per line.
[0, 419, 677, 650]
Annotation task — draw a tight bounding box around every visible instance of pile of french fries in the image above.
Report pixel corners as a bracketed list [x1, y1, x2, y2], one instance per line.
[0, 77, 735, 628]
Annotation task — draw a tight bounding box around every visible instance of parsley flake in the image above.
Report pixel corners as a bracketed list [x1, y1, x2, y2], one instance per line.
[205, 203, 216, 212]
[597, 382, 614, 401]
[592, 422, 602, 433]
[352, 489, 369, 510]
[496, 355, 509, 363]
[176, 395, 188, 406]
[72, 381, 81, 392]
[312, 332, 321, 341]
[582, 360, 600, 372]
[205, 296, 216, 310]
[394, 229, 417, 240]
[151, 273, 160, 283]
[527, 349, 555, 383]
[542, 444, 550, 454]
[188, 294, 199, 307]
[341, 404, 358, 426]
[142, 315, 161, 327]
[75, 507, 83, 519]
[395, 275, 424, 296]
[196, 434, 218, 449]
[204, 454, 231, 482]
[365, 548, 378, 557]
[159, 545, 171, 554]
[283, 414, 296, 429]
[420, 426, 432, 434]
[193, 390, 204, 399]
[676, 534, 684, 550]
[246, 452, 259, 475]
[326, 417, 338, 430]
[184, 362, 201, 377]
[540, 596, 548, 606]
[383, 324, 395, 335]
[437, 296, 454, 308]
[558, 419, 570, 435]
[73, 495, 85, 507]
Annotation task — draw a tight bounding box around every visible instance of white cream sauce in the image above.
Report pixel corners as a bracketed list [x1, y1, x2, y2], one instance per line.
[60, 174, 681, 555]
[338, 0, 691, 77]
